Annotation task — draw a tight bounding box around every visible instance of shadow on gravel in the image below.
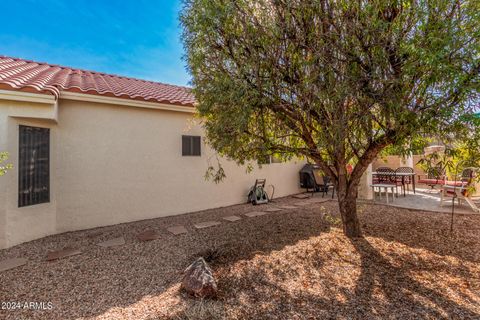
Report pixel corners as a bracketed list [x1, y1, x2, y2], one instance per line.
[349, 238, 479, 319]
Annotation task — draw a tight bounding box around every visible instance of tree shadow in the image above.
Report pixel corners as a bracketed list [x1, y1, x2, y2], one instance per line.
[167, 209, 479, 319]
[356, 203, 480, 263]
[168, 237, 479, 319]
[167, 203, 480, 319]
[2, 200, 478, 319]
[348, 237, 479, 319]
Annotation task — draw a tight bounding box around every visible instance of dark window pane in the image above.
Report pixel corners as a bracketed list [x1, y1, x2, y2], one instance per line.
[182, 135, 201, 156]
[192, 136, 201, 156]
[182, 135, 190, 156]
[18, 126, 50, 207]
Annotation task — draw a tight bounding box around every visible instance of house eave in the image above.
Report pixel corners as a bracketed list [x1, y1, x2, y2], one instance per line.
[0, 89, 56, 104]
[59, 91, 196, 113]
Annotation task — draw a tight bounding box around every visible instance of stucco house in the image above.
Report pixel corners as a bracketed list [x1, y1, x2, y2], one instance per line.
[0, 56, 303, 249]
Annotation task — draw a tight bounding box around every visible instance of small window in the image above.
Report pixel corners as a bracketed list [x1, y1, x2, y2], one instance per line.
[182, 135, 201, 156]
[258, 155, 283, 165]
[18, 125, 50, 207]
[257, 155, 272, 165]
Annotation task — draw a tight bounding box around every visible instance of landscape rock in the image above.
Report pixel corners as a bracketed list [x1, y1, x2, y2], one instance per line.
[181, 257, 217, 298]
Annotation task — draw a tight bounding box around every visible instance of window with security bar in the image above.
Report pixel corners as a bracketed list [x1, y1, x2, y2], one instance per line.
[18, 125, 50, 207]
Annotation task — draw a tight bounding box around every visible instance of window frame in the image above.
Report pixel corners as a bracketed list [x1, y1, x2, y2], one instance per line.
[258, 155, 283, 165]
[18, 125, 50, 207]
[182, 135, 201, 156]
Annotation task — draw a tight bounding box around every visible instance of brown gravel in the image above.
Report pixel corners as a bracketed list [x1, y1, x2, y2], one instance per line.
[0, 196, 479, 320]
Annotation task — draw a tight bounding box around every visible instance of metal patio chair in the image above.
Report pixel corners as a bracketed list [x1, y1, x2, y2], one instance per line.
[395, 167, 414, 195]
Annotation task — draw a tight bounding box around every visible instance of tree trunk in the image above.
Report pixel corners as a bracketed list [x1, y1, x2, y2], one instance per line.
[337, 182, 362, 238]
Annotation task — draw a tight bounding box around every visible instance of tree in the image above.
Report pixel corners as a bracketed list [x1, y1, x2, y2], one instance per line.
[181, 0, 480, 237]
[0, 152, 12, 176]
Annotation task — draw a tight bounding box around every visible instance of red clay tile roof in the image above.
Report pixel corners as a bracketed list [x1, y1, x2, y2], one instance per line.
[0, 56, 195, 107]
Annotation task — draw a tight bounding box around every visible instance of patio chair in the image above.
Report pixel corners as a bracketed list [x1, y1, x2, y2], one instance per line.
[440, 174, 480, 213]
[417, 166, 446, 189]
[395, 167, 414, 195]
[376, 167, 395, 182]
[312, 170, 335, 198]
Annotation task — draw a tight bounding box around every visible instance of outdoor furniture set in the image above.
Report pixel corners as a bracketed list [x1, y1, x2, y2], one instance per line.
[439, 168, 480, 213]
[371, 167, 416, 203]
[372, 166, 479, 212]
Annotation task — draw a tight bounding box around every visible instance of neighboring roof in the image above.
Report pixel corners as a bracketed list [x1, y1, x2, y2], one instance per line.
[0, 56, 195, 107]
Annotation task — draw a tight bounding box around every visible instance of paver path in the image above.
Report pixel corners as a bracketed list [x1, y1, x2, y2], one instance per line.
[137, 230, 161, 241]
[292, 194, 310, 199]
[222, 215, 242, 222]
[3, 198, 319, 269]
[0, 258, 27, 272]
[245, 211, 268, 217]
[307, 198, 331, 204]
[278, 205, 297, 209]
[194, 221, 221, 229]
[265, 207, 283, 212]
[46, 248, 82, 261]
[97, 236, 125, 248]
[167, 226, 188, 235]
[294, 201, 310, 206]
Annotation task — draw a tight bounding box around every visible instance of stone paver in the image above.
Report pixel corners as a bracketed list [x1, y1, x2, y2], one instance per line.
[265, 207, 283, 212]
[46, 248, 82, 261]
[97, 236, 125, 248]
[137, 230, 161, 241]
[245, 211, 268, 217]
[0, 258, 27, 272]
[222, 215, 242, 222]
[194, 221, 221, 229]
[167, 225, 188, 235]
[292, 194, 310, 199]
[294, 201, 310, 206]
[278, 205, 297, 210]
[307, 198, 331, 204]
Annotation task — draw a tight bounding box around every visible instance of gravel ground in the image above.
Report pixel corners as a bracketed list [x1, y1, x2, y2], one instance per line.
[0, 196, 479, 320]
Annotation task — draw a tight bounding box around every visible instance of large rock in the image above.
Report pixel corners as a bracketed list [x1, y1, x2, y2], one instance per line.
[181, 257, 217, 298]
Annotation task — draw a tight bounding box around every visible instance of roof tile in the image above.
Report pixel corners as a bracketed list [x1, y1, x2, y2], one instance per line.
[0, 56, 195, 107]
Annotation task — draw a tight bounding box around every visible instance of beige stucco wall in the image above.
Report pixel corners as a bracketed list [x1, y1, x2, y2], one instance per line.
[0, 100, 58, 248]
[0, 97, 304, 249]
[357, 164, 373, 200]
[0, 109, 7, 249]
[372, 155, 404, 170]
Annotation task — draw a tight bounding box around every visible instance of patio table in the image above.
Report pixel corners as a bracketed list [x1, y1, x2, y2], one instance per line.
[372, 171, 416, 196]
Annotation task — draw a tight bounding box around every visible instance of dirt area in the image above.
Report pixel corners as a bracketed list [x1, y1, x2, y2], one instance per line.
[1, 196, 479, 320]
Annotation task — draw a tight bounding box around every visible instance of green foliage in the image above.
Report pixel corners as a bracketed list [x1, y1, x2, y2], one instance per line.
[181, 0, 479, 235]
[0, 152, 13, 176]
[417, 114, 480, 180]
[380, 135, 430, 157]
[324, 213, 342, 227]
[182, 0, 479, 187]
[417, 149, 457, 178]
[452, 115, 480, 170]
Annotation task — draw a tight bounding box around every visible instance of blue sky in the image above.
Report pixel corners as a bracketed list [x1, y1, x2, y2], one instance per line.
[0, 0, 191, 86]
